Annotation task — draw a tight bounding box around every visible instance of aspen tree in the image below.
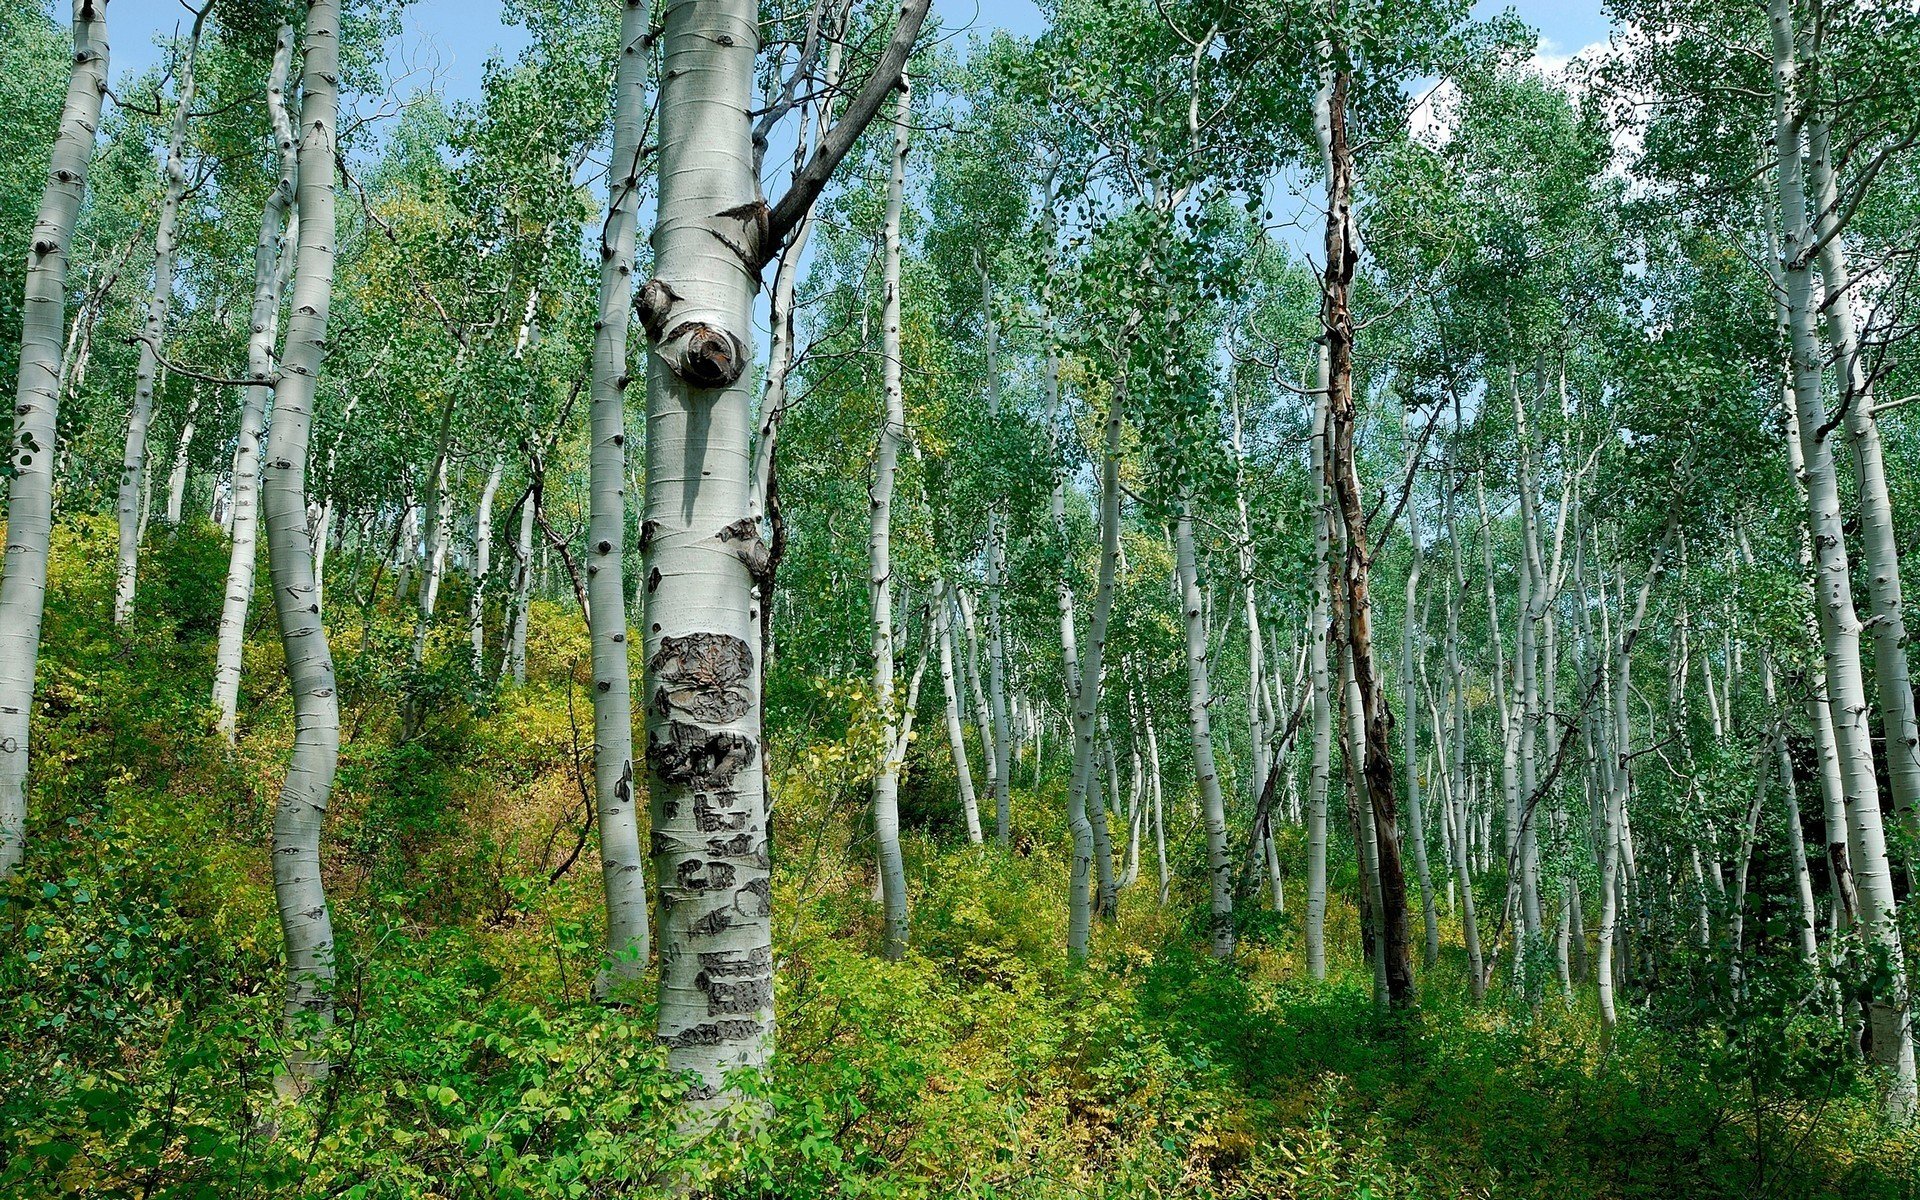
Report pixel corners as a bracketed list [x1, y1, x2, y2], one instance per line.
[1771, 0, 1916, 1116]
[0, 0, 109, 883]
[585, 0, 651, 998]
[868, 76, 912, 959]
[115, 2, 211, 628]
[637, 0, 929, 1097]
[209, 20, 294, 738]
[264, 0, 344, 1087]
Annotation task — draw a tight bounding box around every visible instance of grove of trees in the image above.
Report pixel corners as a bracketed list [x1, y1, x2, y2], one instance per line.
[3, 0, 1920, 1195]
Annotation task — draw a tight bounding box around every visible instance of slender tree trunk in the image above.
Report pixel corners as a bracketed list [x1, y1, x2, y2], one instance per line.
[468, 457, 503, 674]
[1443, 482, 1484, 995]
[1177, 508, 1234, 958]
[1320, 58, 1413, 1008]
[504, 472, 535, 686]
[163, 386, 199, 526]
[1305, 350, 1333, 981]
[116, 4, 208, 627]
[1772, 1, 1916, 1116]
[585, 0, 651, 999]
[1807, 121, 1920, 843]
[1401, 434, 1438, 968]
[980, 268, 1014, 846]
[211, 30, 297, 740]
[935, 580, 982, 843]
[264, 0, 343, 1089]
[0, 0, 109, 882]
[867, 78, 912, 961]
[1064, 356, 1128, 961]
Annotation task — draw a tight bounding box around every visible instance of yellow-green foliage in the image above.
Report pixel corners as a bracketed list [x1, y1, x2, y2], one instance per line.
[1, 524, 1916, 1199]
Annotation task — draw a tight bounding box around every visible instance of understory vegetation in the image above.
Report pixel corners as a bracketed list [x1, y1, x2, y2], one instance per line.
[3, 524, 1913, 1198]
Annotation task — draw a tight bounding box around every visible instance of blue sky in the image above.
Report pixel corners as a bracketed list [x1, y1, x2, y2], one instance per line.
[105, 0, 1612, 105]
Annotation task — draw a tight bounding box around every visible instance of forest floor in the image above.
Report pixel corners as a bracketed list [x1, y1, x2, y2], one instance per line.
[2, 521, 1916, 1199]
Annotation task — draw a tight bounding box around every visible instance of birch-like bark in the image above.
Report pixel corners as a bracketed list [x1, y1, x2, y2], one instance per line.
[867, 78, 912, 961]
[1442, 481, 1484, 995]
[503, 473, 535, 685]
[163, 386, 199, 525]
[1063, 362, 1127, 960]
[468, 457, 503, 674]
[586, 0, 651, 999]
[115, 4, 208, 627]
[982, 265, 1013, 846]
[1772, 0, 1916, 1115]
[957, 588, 999, 797]
[1400, 435, 1438, 967]
[210, 29, 296, 738]
[409, 433, 455, 667]
[1177, 508, 1234, 957]
[1807, 121, 1920, 842]
[0, 0, 109, 882]
[264, 0, 343, 1087]
[935, 580, 982, 842]
[639, 0, 772, 1098]
[1305, 351, 1333, 980]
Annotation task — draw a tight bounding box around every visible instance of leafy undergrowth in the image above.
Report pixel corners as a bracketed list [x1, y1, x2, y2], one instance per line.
[1, 523, 1915, 1199]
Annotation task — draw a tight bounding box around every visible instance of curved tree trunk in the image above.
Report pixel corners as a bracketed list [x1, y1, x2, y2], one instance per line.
[264, 0, 343, 1089]
[0, 0, 109, 882]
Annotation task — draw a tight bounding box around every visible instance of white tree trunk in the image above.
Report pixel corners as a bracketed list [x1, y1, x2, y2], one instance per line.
[1177, 509, 1234, 959]
[1305, 351, 1333, 980]
[867, 78, 912, 961]
[0, 0, 109, 882]
[264, 0, 343, 1088]
[210, 28, 296, 741]
[1807, 121, 1920, 843]
[115, 6, 207, 627]
[1772, 1, 1916, 1116]
[1063, 363, 1127, 960]
[163, 386, 199, 526]
[586, 0, 652, 999]
[935, 580, 982, 843]
[638, 0, 773, 1100]
[468, 457, 503, 674]
[1400, 436, 1438, 968]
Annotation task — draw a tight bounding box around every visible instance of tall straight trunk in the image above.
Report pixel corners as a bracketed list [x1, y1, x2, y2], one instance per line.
[981, 266, 1013, 846]
[1400, 435, 1438, 967]
[1597, 528, 1669, 1041]
[163, 386, 199, 525]
[1064, 361, 1128, 960]
[935, 580, 982, 843]
[867, 78, 912, 961]
[957, 588, 999, 798]
[1177, 508, 1234, 957]
[0, 0, 109, 882]
[1143, 677, 1169, 904]
[639, 0, 773, 1099]
[115, 4, 208, 627]
[264, 0, 343, 1087]
[586, 0, 651, 999]
[1232, 398, 1269, 806]
[211, 29, 297, 741]
[504, 474, 535, 685]
[1772, 0, 1916, 1117]
[468, 457, 504, 674]
[1305, 350, 1333, 980]
[1443, 482, 1484, 995]
[409, 433, 455, 666]
[1319, 57, 1413, 1008]
[1808, 121, 1920, 843]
